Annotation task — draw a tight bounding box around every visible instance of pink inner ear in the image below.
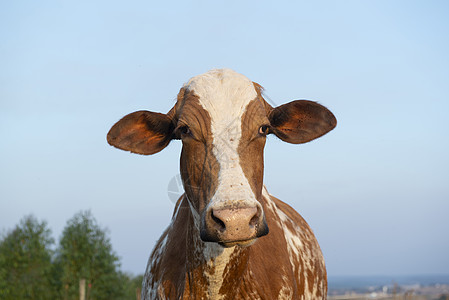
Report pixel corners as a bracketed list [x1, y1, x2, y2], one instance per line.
[269, 100, 336, 144]
[107, 110, 175, 155]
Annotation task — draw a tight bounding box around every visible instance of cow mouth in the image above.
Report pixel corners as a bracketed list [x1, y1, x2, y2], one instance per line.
[218, 238, 257, 248]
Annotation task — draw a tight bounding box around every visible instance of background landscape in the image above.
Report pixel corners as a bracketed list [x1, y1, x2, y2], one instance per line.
[1, 0, 448, 299]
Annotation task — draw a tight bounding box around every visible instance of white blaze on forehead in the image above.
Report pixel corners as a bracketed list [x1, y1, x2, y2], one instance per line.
[184, 69, 258, 207]
[185, 69, 257, 121]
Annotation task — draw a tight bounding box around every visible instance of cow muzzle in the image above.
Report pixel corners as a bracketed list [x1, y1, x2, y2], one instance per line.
[200, 203, 269, 247]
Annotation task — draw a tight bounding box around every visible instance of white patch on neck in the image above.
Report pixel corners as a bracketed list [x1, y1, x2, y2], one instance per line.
[185, 69, 259, 208]
[203, 244, 235, 300]
[279, 272, 294, 299]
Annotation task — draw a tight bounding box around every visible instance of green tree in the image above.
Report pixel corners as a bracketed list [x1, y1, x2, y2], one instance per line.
[0, 215, 55, 300]
[54, 210, 125, 300]
[121, 272, 144, 300]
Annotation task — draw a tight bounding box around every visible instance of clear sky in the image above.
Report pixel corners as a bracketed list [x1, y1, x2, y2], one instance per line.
[1, 0, 448, 277]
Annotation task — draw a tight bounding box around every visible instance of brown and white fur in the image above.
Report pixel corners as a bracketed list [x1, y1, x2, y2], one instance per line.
[107, 69, 336, 299]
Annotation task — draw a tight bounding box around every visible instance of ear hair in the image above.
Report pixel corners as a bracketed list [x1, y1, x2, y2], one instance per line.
[252, 82, 273, 115]
[107, 110, 175, 155]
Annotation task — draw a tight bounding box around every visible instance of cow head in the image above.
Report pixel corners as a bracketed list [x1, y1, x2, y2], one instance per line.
[107, 69, 336, 247]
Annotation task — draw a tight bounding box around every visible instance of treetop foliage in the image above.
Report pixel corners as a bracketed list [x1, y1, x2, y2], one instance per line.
[0, 212, 143, 300]
[0, 215, 54, 300]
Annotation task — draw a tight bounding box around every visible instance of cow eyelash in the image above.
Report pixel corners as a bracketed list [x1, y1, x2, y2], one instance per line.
[258, 125, 270, 136]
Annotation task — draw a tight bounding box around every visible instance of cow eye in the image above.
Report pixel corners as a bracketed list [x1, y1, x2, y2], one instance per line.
[176, 125, 192, 138]
[258, 125, 270, 136]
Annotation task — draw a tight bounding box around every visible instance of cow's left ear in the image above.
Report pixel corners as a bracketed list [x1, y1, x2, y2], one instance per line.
[268, 100, 336, 144]
[107, 110, 175, 155]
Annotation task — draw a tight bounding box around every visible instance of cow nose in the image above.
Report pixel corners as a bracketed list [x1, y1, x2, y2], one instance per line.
[201, 205, 269, 245]
[212, 207, 258, 233]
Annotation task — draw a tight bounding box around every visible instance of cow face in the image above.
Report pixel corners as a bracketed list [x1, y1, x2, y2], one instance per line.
[107, 69, 336, 247]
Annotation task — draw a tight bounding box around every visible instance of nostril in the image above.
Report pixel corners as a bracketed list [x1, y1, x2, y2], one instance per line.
[249, 208, 261, 227]
[211, 210, 226, 232]
[249, 214, 258, 227]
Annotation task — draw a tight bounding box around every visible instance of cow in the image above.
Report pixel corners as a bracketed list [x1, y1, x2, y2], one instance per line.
[107, 69, 336, 299]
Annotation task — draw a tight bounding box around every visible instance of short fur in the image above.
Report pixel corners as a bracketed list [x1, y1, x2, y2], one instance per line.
[107, 69, 336, 299]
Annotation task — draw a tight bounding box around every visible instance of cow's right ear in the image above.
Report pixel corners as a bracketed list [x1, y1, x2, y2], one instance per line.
[107, 110, 175, 155]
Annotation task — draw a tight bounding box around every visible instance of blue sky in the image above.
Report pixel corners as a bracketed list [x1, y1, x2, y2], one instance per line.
[1, 0, 448, 276]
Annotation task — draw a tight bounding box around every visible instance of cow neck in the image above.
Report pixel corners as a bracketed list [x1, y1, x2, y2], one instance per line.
[183, 195, 250, 299]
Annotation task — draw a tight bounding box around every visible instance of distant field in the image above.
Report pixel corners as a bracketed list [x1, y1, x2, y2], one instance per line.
[327, 275, 449, 300]
[328, 274, 449, 289]
[328, 296, 430, 300]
